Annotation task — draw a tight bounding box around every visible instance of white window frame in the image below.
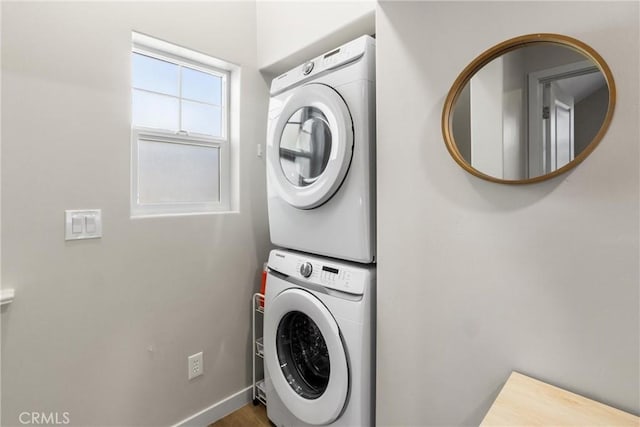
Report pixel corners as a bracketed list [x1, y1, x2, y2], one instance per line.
[131, 38, 231, 217]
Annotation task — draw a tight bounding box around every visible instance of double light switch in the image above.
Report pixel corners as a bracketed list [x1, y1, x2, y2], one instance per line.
[65, 210, 102, 240]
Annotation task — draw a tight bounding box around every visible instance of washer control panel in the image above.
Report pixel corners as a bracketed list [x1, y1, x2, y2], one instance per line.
[294, 260, 360, 295]
[268, 250, 367, 295]
[319, 265, 353, 288]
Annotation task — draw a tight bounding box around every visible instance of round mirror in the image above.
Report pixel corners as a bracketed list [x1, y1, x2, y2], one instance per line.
[442, 34, 615, 184]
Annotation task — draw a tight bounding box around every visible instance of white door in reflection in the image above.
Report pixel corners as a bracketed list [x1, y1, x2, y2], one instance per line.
[545, 81, 575, 173]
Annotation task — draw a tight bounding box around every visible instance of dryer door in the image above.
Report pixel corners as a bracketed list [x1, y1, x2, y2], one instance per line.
[264, 286, 349, 425]
[267, 83, 353, 209]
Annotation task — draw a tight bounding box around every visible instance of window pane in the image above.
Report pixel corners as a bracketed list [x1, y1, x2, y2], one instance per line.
[138, 140, 220, 204]
[182, 67, 222, 105]
[132, 89, 179, 131]
[132, 53, 179, 96]
[182, 101, 221, 136]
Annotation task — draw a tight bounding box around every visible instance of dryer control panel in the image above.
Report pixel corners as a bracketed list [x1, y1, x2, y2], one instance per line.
[270, 35, 375, 96]
[268, 250, 371, 296]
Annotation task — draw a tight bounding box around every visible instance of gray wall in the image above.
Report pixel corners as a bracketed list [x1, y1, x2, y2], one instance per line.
[524, 43, 587, 75]
[452, 85, 471, 163]
[575, 85, 610, 154]
[1, 2, 270, 426]
[376, 1, 639, 426]
[256, 1, 375, 75]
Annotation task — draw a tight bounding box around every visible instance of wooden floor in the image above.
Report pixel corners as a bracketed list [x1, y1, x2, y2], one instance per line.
[209, 404, 271, 427]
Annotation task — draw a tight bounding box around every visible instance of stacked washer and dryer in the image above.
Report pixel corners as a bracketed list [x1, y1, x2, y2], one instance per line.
[263, 35, 377, 427]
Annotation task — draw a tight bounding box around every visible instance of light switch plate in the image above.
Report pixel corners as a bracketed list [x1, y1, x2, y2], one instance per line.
[65, 210, 102, 240]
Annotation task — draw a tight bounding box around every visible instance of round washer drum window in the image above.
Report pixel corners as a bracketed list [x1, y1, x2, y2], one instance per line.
[279, 107, 332, 187]
[276, 311, 330, 399]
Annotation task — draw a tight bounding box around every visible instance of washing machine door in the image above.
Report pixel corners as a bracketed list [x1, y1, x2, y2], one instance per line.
[264, 286, 349, 425]
[267, 83, 353, 209]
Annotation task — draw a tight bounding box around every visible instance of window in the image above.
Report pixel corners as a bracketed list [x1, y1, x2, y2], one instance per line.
[131, 34, 233, 216]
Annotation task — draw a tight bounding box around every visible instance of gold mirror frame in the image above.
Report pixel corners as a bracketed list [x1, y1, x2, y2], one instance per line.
[441, 33, 616, 184]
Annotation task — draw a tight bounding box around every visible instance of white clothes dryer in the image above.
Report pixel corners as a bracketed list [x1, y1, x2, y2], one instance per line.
[264, 249, 376, 427]
[266, 36, 375, 263]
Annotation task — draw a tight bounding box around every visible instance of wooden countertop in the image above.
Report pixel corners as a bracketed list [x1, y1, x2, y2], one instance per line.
[481, 372, 639, 426]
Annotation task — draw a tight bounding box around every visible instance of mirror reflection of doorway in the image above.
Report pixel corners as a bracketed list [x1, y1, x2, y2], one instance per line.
[445, 35, 615, 184]
[450, 42, 611, 182]
[529, 61, 607, 177]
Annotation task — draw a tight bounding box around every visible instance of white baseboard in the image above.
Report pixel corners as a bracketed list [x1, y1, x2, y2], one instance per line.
[173, 385, 253, 427]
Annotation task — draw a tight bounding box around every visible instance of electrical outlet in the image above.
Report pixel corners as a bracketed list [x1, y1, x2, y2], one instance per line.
[188, 352, 203, 380]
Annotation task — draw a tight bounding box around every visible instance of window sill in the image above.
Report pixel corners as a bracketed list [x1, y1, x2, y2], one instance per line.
[130, 210, 240, 219]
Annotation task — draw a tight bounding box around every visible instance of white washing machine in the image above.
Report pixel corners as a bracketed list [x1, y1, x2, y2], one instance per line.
[266, 35, 376, 264]
[264, 249, 376, 427]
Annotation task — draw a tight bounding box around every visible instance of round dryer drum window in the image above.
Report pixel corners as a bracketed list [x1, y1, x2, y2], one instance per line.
[279, 107, 332, 187]
[267, 83, 353, 209]
[276, 310, 330, 399]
